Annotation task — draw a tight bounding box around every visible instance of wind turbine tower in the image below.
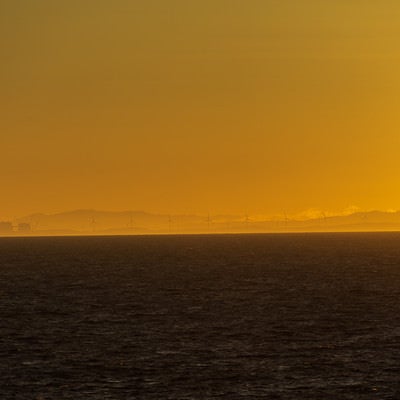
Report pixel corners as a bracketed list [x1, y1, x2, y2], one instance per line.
[207, 213, 212, 231]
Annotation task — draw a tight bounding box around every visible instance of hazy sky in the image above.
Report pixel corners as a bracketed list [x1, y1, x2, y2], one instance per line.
[1, 1, 400, 218]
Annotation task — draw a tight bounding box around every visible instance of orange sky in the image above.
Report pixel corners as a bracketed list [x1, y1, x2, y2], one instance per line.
[1, 1, 400, 219]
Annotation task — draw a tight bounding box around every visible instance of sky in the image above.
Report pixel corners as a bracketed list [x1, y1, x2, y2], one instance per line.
[1, 1, 400, 219]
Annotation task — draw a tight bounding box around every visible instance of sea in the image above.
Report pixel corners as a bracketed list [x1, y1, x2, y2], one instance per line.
[1, 233, 400, 399]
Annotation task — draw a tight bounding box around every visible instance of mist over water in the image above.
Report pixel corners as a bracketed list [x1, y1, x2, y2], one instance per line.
[1, 233, 400, 399]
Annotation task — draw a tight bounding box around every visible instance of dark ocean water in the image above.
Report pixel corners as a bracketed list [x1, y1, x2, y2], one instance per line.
[1, 233, 400, 399]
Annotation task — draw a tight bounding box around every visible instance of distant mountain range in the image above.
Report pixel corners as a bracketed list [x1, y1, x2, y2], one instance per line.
[8, 209, 400, 235]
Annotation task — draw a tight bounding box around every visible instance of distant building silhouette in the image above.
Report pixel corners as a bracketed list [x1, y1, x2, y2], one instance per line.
[0, 221, 13, 233]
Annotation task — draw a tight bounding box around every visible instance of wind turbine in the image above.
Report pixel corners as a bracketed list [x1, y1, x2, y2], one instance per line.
[283, 211, 289, 230]
[32, 217, 40, 232]
[168, 215, 172, 233]
[128, 214, 134, 230]
[245, 214, 250, 231]
[207, 213, 212, 231]
[90, 216, 97, 233]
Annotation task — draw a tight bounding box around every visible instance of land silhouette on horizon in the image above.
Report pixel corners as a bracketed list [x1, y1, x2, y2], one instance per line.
[2, 209, 400, 236]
